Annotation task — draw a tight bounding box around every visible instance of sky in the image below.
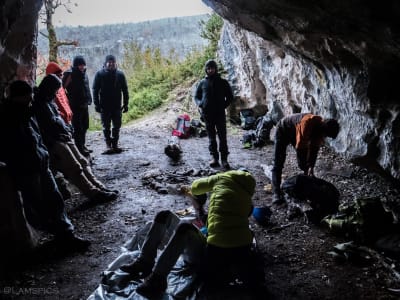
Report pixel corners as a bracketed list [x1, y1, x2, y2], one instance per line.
[51, 0, 212, 27]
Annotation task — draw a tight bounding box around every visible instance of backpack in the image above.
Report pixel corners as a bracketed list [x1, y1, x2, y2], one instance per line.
[282, 175, 340, 222]
[253, 114, 274, 147]
[240, 109, 256, 130]
[172, 114, 191, 139]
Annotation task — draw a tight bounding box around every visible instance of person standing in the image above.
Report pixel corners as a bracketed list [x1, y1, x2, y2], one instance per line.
[92, 54, 129, 153]
[194, 59, 234, 169]
[271, 113, 340, 204]
[63, 55, 92, 156]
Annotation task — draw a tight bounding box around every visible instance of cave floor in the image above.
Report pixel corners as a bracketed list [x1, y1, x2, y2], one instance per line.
[1, 100, 400, 300]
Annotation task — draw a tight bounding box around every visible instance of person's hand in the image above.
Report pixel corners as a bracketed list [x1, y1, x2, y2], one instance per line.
[59, 133, 71, 143]
[122, 105, 128, 113]
[95, 106, 102, 113]
[180, 185, 192, 196]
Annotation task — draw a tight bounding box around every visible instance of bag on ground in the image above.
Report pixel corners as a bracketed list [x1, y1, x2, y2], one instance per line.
[172, 114, 191, 139]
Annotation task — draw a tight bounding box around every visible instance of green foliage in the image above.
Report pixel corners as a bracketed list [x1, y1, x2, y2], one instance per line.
[117, 13, 224, 125]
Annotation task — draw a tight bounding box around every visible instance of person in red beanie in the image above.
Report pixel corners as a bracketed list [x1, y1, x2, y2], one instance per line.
[45, 62, 73, 127]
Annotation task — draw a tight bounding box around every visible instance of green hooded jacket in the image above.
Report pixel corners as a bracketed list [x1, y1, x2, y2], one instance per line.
[191, 170, 255, 248]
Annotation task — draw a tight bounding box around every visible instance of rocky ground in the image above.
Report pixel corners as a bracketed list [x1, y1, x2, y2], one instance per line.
[1, 98, 400, 300]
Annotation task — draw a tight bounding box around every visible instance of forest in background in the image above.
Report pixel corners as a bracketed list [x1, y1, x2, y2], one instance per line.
[38, 13, 223, 129]
[38, 15, 209, 79]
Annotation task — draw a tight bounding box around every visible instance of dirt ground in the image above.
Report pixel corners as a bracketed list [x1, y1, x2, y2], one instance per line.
[1, 98, 400, 300]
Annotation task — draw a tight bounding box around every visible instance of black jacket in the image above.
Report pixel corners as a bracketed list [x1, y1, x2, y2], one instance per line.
[63, 67, 92, 109]
[32, 94, 72, 148]
[0, 103, 49, 175]
[92, 68, 129, 111]
[194, 73, 233, 120]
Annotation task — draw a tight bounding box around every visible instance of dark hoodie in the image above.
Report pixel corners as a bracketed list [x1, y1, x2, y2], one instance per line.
[92, 63, 129, 111]
[33, 75, 72, 148]
[62, 56, 92, 109]
[194, 61, 233, 120]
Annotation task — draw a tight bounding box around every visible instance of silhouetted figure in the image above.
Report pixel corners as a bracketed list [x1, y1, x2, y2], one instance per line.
[33, 74, 119, 203]
[271, 113, 339, 204]
[194, 59, 234, 169]
[0, 80, 90, 251]
[63, 55, 92, 156]
[93, 54, 129, 153]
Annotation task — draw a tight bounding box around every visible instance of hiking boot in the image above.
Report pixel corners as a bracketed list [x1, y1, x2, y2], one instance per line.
[111, 140, 123, 153]
[221, 159, 230, 170]
[209, 157, 220, 168]
[79, 147, 91, 156]
[272, 193, 285, 205]
[100, 186, 120, 195]
[83, 145, 93, 153]
[54, 232, 91, 252]
[120, 258, 153, 278]
[91, 190, 118, 203]
[136, 272, 167, 298]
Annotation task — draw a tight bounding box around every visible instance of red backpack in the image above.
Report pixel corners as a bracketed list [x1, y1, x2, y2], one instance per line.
[172, 114, 191, 139]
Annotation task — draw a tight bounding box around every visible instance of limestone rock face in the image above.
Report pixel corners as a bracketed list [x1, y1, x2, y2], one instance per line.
[204, 0, 400, 181]
[0, 0, 42, 96]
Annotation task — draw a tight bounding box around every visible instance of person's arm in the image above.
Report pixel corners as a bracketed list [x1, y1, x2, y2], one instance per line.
[224, 79, 234, 108]
[120, 72, 129, 112]
[194, 80, 204, 108]
[191, 173, 220, 195]
[92, 72, 101, 112]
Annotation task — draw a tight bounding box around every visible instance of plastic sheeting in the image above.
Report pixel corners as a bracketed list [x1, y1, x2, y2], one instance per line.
[88, 216, 203, 300]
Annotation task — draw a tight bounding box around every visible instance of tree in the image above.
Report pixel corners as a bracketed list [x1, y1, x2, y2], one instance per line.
[40, 0, 78, 62]
[199, 13, 224, 57]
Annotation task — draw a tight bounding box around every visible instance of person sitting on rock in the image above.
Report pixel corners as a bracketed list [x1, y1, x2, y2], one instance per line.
[32, 74, 118, 204]
[0, 80, 90, 251]
[271, 113, 340, 205]
[120, 169, 259, 298]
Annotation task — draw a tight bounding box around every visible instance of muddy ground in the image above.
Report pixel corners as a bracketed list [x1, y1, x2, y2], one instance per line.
[1, 98, 400, 300]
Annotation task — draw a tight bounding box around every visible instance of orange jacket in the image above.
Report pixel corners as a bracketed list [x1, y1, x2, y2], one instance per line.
[45, 62, 73, 124]
[295, 114, 324, 149]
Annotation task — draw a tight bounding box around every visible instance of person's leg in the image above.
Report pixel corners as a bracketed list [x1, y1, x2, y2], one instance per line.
[50, 142, 98, 198]
[120, 210, 179, 275]
[100, 111, 112, 149]
[111, 109, 122, 150]
[153, 222, 206, 276]
[71, 109, 84, 153]
[137, 222, 206, 298]
[50, 142, 117, 202]
[205, 119, 219, 167]
[81, 106, 90, 151]
[67, 142, 109, 190]
[271, 126, 288, 204]
[216, 118, 229, 169]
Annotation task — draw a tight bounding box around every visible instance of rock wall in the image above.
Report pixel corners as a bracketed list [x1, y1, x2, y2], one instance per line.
[0, 0, 42, 96]
[204, 0, 400, 181]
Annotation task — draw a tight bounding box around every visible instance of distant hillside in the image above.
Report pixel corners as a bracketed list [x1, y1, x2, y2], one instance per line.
[38, 14, 209, 79]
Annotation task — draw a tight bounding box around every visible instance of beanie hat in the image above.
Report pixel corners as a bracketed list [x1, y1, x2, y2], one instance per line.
[9, 80, 33, 98]
[73, 55, 86, 67]
[46, 62, 63, 75]
[105, 54, 116, 63]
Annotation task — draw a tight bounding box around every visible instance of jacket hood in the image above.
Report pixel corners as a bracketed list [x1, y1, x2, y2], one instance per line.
[228, 170, 256, 196]
[73, 55, 86, 67]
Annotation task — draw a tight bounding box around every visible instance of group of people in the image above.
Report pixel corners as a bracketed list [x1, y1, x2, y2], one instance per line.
[0, 54, 130, 251]
[117, 59, 340, 297]
[0, 56, 340, 296]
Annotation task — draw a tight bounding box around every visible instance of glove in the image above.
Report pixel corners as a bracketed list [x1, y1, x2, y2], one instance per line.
[122, 105, 128, 113]
[95, 106, 102, 113]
